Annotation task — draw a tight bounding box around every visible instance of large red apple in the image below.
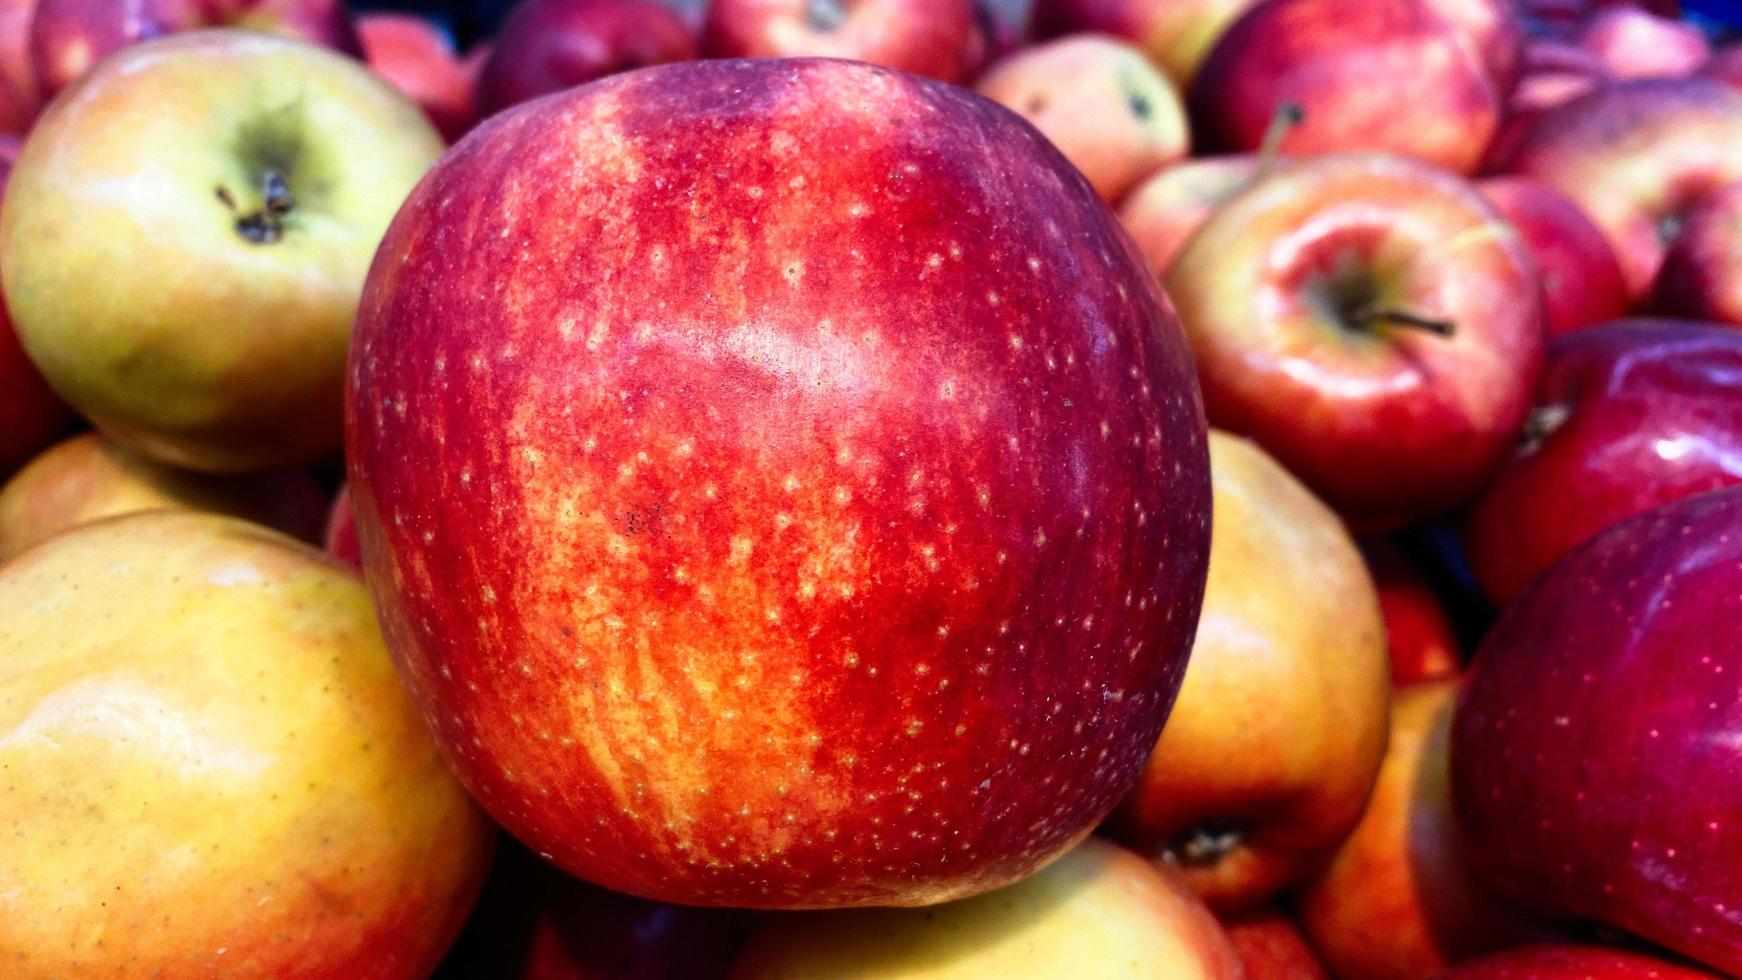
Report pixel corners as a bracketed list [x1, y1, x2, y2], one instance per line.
[1453, 485, 1742, 975]
[702, 0, 976, 83]
[1464, 320, 1742, 605]
[347, 58, 1212, 909]
[475, 0, 695, 118]
[1363, 539, 1462, 685]
[1118, 155, 1259, 280]
[358, 12, 477, 143]
[1028, 0, 1260, 84]
[1656, 179, 1742, 326]
[1478, 176, 1628, 338]
[1190, 0, 1501, 176]
[0, 135, 68, 480]
[1166, 153, 1543, 530]
[1438, 944, 1719, 979]
[1576, 5, 1708, 81]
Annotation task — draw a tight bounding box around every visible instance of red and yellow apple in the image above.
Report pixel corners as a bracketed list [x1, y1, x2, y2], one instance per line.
[357, 12, 477, 143]
[703, 0, 976, 82]
[474, 0, 695, 118]
[1118, 155, 1258, 279]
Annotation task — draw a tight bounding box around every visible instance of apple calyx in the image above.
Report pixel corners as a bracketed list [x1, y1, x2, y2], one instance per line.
[1167, 822, 1245, 868]
[217, 170, 296, 245]
[805, 0, 847, 32]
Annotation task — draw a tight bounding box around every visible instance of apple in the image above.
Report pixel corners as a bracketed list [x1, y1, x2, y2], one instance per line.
[1437, 944, 1719, 979]
[1498, 78, 1742, 301]
[475, 0, 695, 118]
[0, 135, 68, 481]
[0, 0, 36, 135]
[1454, 485, 1742, 975]
[1112, 431, 1388, 911]
[1699, 44, 1742, 94]
[702, 0, 976, 83]
[1222, 908, 1330, 979]
[1190, 0, 1501, 176]
[0, 510, 494, 977]
[728, 838, 1243, 978]
[1426, 0, 1525, 96]
[358, 12, 477, 143]
[1363, 539, 1462, 685]
[1028, 0, 1260, 84]
[1478, 176, 1628, 337]
[326, 482, 361, 569]
[1, 30, 444, 474]
[1481, 40, 1607, 170]
[29, 0, 360, 100]
[975, 35, 1188, 203]
[347, 57, 1212, 909]
[1464, 320, 1742, 605]
[1166, 153, 1544, 530]
[1576, 5, 1708, 81]
[0, 431, 328, 560]
[1297, 679, 1547, 979]
[1656, 180, 1742, 327]
[1118, 155, 1258, 279]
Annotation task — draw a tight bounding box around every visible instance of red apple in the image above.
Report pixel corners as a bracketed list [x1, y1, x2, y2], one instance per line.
[0, 0, 37, 135]
[29, 0, 360, 99]
[1656, 179, 1742, 326]
[1465, 320, 1742, 605]
[1481, 39, 1607, 170]
[1498, 78, 1742, 300]
[1437, 944, 1719, 979]
[1028, 0, 1261, 84]
[1454, 485, 1742, 975]
[347, 58, 1213, 909]
[1118, 155, 1259, 279]
[1699, 44, 1742, 94]
[702, 0, 976, 83]
[1165, 153, 1544, 530]
[1478, 176, 1628, 337]
[1363, 539, 1462, 685]
[1190, 0, 1501, 176]
[475, 0, 695, 118]
[358, 12, 477, 143]
[1426, 0, 1525, 96]
[0, 133, 68, 481]
[1576, 5, 1708, 81]
[975, 35, 1189, 203]
[1222, 907, 1330, 979]
[325, 482, 360, 569]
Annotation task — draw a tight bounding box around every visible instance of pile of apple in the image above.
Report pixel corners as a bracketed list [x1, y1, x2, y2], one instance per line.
[5, 0, 1742, 976]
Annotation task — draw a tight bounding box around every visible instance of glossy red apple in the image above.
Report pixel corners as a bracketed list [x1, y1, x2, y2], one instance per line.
[1478, 176, 1628, 337]
[1118, 155, 1259, 279]
[1028, 0, 1260, 84]
[0, 134, 68, 480]
[0, 0, 36, 135]
[1166, 153, 1543, 530]
[1465, 320, 1742, 605]
[1222, 908, 1329, 979]
[475, 0, 695, 118]
[1190, 0, 1501, 176]
[1438, 944, 1719, 979]
[325, 483, 360, 569]
[1656, 180, 1742, 326]
[348, 58, 1212, 909]
[702, 0, 976, 82]
[1499, 78, 1742, 300]
[1363, 540, 1462, 685]
[1576, 5, 1708, 81]
[1454, 485, 1742, 975]
[358, 13, 477, 142]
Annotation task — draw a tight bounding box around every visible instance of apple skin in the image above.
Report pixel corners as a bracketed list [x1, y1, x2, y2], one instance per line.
[975, 35, 1189, 203]
[0, 431, 328, 560]
[1166, 153, 1544, 531]
[1028, 0, 1260, 84]
[347, 58, 1212, 909]
[358, 13, 477, 143]
[1425, 0, 1525, 96]
[1700, 44, 1742, 95]
[1222, 908, 1330, 980]
[475, 0, 695, 118]
[1, 30, 444, 474]
[1113, 431, 1389, 912]
[0, 0, 36, 135]
[1656, 180, 1742, 327]
[1478, 176, 1628, 338]
[1453, 485, 1742, 975]
[703, 0, 976, 83]
[326, 482, 361, 569]
[1480, 40, 1606, 171]
[0, 133, 69, 481]
[1576, 5, 1708, 81]
[1498, 78, 1742, 301]
[0, 510, 494, 978]
[1436, 944, 1719, 979]
[1464, 320, 1742, 606]
[727, 838, 1244, 979]
[1118, 155, 1258, 280]
[29, 0, 359, 100]
[1363, 539, 1462, 685]
[1190, 0, 1500, 176]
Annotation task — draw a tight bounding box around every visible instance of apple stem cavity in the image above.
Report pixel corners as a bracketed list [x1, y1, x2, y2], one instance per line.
[1350, 305, 1456, 338]
[805, 0, 847, 32]
[1168, 822, 1245, 867]
[217, 170, 296, 245]
[1254, 102, 1305, 180]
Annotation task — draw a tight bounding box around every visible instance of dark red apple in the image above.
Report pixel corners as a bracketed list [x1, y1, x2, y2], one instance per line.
[475, 0, 694, 118]
[1576, 5, 1708, 81]
[1478, 176, 1628, 337]
[0, 134, 68, 479]
[1656, 180, 1742, 327]
[702, 0, 976, 83]
[1165, 153, 1544, 531]
[1464, 320, 1742, 605]
[1453, 485, 1742, 974]
[1437, 944, 1719, 979]
[326, 483, 360, 569]
[358, 12, 477, 142]
[1363, 539, 1462, 685]
[1190, 0, 1501, 176]
[347, 58, 1212, 909]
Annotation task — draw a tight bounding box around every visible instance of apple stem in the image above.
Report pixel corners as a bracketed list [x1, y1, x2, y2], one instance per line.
[1254, 102, 1304, 180]
[227, 169, 295, 245]
[1351, 305, 1456, 338]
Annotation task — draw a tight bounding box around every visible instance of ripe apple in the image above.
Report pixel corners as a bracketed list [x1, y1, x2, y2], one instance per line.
[29, 0, 360, 99]
[1656, 180, 1742, 327]
[1118, 155, 1258, 279]
[0, 431, 327, 560]
[347, 58, 1212, 909]
[1190, 0, 1501, 176]
[0, 136, 68, 481]
[975, 35, 1188, 203]
[1478, 176, 1628, 338]
[1113, 431, 1388, 911]
[702, 0, 976, 83]
[1, 30, 444, 474]
[0, 0, 36, 135]
[1028, 0, 1259, 84]
[1700, 44, 1742, 94]
[1576, 5, 1708, 81]
[1454, 485, 1742, 975]
[0, 510, 494, 977]
[728, 838, 1244, 978]
[1222, 908, 1330, 980]
[1481, 40, 1606, 170]
[1438, 944, 1719, 979]
[326, 482, 361, 569]
[1464, 320, 1742, 605]
[1166, 153, 1544, 530]
[1498, 78, 1742, 300]
[358, 12, 477, 143]
[1363, 539, 1462, 685]
[475, 0, 695, 118]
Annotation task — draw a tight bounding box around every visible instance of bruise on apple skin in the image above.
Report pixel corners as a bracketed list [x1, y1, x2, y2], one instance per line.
[347, 59, 1211, 909]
